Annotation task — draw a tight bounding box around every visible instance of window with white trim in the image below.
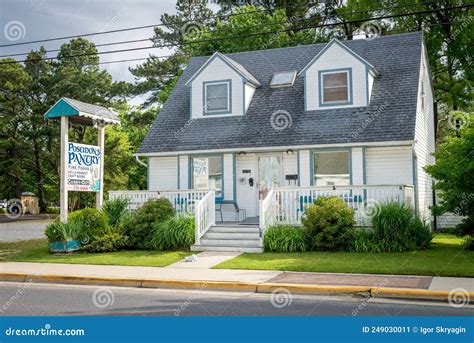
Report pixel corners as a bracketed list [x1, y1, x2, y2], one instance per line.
[313, 151, 350, 186]
[204, 81, 230, 113]
[320, 70, 350, 104]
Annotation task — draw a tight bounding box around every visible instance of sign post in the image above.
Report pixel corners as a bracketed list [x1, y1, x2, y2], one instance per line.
[60, 116, 69, 223]
[44, 97, 120, 223]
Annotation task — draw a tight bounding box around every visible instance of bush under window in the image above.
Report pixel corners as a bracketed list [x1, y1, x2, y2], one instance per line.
[301, 196, 355, 251]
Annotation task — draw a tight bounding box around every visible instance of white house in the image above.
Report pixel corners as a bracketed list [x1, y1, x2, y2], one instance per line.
[110, 32, 435, 252]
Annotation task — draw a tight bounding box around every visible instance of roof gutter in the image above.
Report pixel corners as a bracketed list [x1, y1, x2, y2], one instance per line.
[134, 140, 415, 157]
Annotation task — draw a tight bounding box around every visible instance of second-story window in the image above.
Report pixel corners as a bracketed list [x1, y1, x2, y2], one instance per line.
[204, 80, 231, 114]
[319, 69, 352, 105]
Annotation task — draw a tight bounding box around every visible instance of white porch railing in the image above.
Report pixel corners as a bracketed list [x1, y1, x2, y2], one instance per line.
[195, 190, 216, 245]
[259, 184, 415, 233]
[108, 189, 209, 213]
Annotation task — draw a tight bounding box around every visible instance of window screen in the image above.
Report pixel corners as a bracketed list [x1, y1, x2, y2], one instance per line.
[205, 82, 230, 112]
[313, 151, 350, 186]
[322, 71, 349, 103]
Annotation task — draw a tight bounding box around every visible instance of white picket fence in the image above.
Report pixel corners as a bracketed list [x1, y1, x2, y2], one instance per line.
[108, 189, 209, 213]
[259, 184, 415, 232]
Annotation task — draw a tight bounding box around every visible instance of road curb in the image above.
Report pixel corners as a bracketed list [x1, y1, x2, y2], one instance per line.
[0, 273, 472, 303]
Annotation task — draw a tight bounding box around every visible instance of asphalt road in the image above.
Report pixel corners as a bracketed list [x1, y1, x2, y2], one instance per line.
[0, 219, 52, 242]
[0, 282, 472, 316]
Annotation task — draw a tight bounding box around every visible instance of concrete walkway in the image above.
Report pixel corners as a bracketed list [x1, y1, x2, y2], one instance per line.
[167, 251, 242, 269]
[0, 262, 472, 292]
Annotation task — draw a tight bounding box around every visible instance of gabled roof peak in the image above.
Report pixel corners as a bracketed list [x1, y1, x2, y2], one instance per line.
[298, 38, 378, 76]
[185, 51, 261, 87]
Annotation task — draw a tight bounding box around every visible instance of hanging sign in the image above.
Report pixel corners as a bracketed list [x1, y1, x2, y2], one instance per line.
[66, 142, 101, 192]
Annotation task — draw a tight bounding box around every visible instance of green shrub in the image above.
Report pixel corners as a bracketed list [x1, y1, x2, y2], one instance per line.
[455, 217, 474, 236]
[68, 208, 110, 244]
[302, 196, 355, 251]
[462, 236, 474, 251]
[150, 215, 195, 250]
[103, 197, 129, 228]
[123, 198, 175, 249]
[350, 228, 408, 253]
[45, 220, 64, 242]
[409, 216, 432, 250]
[45, 218, 83, 242]
[372, 201, 414, 249]
[371, 202, 433, 252]
[81, 232, 131, 253]
[263, 225, 307, 252]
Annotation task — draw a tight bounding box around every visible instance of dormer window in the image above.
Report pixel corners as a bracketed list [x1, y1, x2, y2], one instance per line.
[319, 68, 352, 106]
[204, 80, 231, 114]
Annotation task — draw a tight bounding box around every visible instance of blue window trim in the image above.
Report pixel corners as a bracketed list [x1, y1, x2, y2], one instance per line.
[232, 153, 237, 202]
[318, 68, 353, 107]
[310, 148, 352, 186]
[202, 79, 232, 116]
[189, 153, 224, 199]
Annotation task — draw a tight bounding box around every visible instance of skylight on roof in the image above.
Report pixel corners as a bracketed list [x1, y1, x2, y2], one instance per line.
[270, 70, 297, 88]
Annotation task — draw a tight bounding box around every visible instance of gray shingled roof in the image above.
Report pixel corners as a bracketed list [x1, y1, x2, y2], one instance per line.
[139, 32, 423, 154]
[63, 97, 120, 123]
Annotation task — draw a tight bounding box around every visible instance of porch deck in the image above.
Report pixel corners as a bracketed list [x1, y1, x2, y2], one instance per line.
[109, 184, 415, 252]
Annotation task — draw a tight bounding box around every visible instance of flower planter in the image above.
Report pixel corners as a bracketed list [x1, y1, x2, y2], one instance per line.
[49, 240, 80, 253]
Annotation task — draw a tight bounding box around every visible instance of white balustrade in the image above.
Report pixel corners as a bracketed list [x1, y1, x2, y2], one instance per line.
[108, 189, 210, 213]
[195, 190, 215, 245]
[260, 184, 415, 228]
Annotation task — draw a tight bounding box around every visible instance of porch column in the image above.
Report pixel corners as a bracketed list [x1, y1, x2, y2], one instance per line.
[298, 150, 311, 187]
[351, 147, 365, 185]
[223, 153, 235, 201]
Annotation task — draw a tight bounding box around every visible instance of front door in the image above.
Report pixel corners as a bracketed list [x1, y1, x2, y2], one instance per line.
[257, 154, 283, 203]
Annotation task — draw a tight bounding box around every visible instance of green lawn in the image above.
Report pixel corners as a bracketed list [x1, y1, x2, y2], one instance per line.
[0, 239, 189, 267]
[214, 234, 474, 277]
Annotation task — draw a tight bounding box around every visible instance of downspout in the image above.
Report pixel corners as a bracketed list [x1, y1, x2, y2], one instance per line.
[135, 155, 147, 168]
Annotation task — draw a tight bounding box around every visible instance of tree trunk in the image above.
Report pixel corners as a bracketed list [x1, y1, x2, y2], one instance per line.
[33, 139, 47, 212]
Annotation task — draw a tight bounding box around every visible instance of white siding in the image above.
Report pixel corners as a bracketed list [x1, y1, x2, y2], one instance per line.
[414, 42, 436, 221]
[368, 73, 374, 103]
[299, 150, 311, 186]
[437, 214, 465, 229]
[190, 57, 244, 118]
[236, 153, 258, 217]
[148, 156, 178, 190]
[365, 146, 413, 185]
[223, 153, 234, 201]
[244, 83, 256, 113]
[351, 147, 364, 185]
[178, 155, 188, 189]
[305, 42, 369, 110]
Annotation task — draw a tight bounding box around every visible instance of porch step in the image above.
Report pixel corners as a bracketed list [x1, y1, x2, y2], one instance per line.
[191, 245, 263, 253]
[203, 232, 260, 240]
[209, 226, 260, 234]
[192, 224, 263, 253]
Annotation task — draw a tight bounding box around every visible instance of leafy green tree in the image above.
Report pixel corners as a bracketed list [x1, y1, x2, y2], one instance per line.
[425, 113, 474, 233]
[0, 59, 32, 198]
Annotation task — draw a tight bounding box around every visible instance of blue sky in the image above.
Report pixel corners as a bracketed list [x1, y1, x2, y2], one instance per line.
[0, 0, 181, 94]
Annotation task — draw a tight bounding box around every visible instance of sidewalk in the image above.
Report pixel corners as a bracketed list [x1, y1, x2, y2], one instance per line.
[0, 260, 473, 300]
